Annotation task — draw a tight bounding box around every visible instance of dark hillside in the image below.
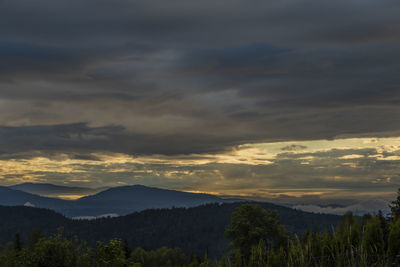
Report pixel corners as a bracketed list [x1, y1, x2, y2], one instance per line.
[74, 185, 225, 216]
[0, 202, 341, 257]
[0, 187, 71, 210]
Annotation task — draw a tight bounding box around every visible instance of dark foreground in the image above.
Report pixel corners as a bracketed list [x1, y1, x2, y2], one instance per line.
[0, 200, 400, 267]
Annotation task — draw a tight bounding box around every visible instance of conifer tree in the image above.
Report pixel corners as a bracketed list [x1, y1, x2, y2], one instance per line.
[389, 188, 400, 220]
[27, 229, 44, 249]
[13, 233, 22, 251]
[225, 203, 287, 262]
[388, 217, 400, 258]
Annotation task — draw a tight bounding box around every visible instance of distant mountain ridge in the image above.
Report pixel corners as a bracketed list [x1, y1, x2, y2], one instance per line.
[3, 183, 391, 216]
[0, 186, 71, 210]
[0, 184, 232, 217]
[9, 182, 106, 199]
[73, 184, 227, 217]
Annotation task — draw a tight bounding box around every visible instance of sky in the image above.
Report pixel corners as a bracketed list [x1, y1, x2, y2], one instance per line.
[0, 0, 400, 211]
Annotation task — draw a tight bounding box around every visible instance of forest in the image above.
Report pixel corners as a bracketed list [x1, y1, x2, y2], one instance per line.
[0, 190, 399, 267]
[0, 202, 341, 257]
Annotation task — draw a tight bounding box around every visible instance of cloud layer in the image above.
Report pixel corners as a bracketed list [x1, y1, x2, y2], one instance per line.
[1, 0, 400, 209]
[1, 138, 399, 208]
[0, 0, 400, 156]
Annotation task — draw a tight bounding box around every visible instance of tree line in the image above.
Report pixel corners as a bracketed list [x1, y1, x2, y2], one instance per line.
[0, 201, 341, 257]
[0, 189, 399, 266]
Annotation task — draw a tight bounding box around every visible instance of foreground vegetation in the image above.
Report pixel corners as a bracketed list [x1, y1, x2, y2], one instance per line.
[1, 190, 400, 266]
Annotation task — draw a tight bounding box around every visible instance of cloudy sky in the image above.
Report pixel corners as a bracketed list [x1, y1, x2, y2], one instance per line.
[0, 0, 400, 207]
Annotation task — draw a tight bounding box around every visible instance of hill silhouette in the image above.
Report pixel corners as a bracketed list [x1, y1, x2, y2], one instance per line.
[0, 184, 230, 217]
[0, 203, 341, 257]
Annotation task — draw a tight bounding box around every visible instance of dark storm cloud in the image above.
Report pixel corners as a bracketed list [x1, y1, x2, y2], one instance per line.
[0, 0, 400, 156]
[0, 42, 72, 71]
[0, 123, 244, 156]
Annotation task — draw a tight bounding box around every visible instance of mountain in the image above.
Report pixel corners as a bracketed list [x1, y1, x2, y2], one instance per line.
[0, 186, 72, 210]
[0, 203, 342, 257]
[9, 183, 105, 199]
[0, 184, 233, 217]
[73, 185, 227, 217]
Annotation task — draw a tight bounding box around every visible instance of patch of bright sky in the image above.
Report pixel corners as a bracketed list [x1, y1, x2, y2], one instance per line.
[93, 137, 400, 165]
[1, 137, 400, 187]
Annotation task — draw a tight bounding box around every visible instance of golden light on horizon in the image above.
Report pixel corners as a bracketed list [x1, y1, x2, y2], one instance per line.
[1, 136, 400, 200]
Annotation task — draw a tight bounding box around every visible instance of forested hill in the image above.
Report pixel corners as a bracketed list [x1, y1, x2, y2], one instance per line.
[73, 185, 225, 217]
[0, 202, 341, 257]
